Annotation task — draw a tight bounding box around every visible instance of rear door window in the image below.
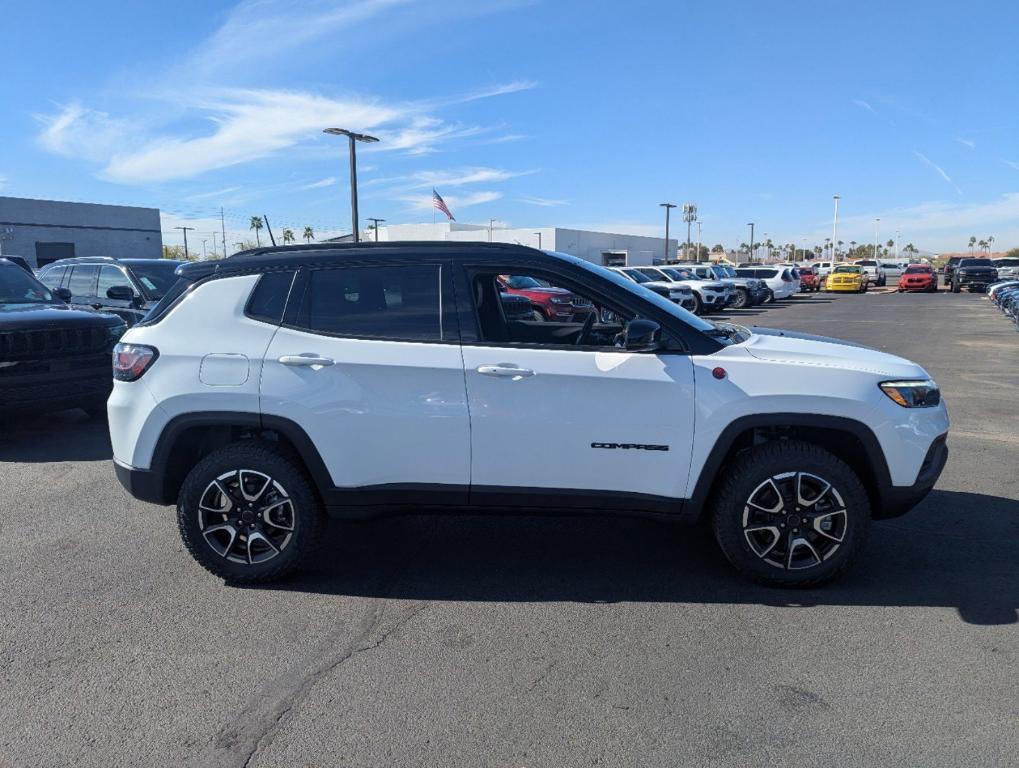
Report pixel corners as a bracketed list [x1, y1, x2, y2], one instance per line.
[296, 265, 444, 341]
[97, 266, 136, 299]
[39, 265, 66, 289]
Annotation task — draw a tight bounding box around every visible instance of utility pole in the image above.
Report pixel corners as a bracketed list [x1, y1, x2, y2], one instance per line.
[747, 222, 755, 263]
[175, 226, 194, 260]
[895, 230, 900, 260]
[682, 203, 697, 262]
[832, 194, 840, 265]
[534, 232, 543, 249]
[201, 239, 207, 260]
[696, 221, 702, 263]
[489, 218, 496, 243]
[220, 208, 227, 258]
[874, 218, 880, 259]
[367, 218, 385, 242]
[659, 203, 676, 263]
[323, 128, 380, 243]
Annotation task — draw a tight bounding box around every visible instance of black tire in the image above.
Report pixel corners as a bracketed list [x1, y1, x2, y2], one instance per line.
[177, 441, 325, 583]
[765, 289, 775, 303]
[731, 288, 749, 309]
[710, 440, 871, 587]
[691, 293, 704, 315]
[897, 288, 904, 293]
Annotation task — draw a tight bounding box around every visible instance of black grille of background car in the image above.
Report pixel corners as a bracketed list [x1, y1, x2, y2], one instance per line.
[571, 297, 593, 308]
[0, 326, 110, 360]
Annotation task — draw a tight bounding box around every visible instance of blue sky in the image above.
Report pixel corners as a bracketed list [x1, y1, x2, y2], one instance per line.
[3, 0, 1019, 253]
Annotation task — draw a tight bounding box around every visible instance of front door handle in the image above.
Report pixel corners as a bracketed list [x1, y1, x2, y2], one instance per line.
[90, 303, 103, 309]
[477, 364, 535, 379]
[278, 354, 335, 367]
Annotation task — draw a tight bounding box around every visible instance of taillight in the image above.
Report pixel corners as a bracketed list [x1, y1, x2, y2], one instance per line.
[113, 343, 159, 381]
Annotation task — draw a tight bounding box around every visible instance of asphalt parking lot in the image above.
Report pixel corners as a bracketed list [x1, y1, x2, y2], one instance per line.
[2, 289, 1016, 768]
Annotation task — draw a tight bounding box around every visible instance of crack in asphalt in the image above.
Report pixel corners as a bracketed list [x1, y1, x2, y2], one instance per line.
[201, 600, 428, 768]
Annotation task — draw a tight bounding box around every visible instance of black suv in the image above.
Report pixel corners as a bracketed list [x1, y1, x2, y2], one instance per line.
[950, 258, 998, 293]
[0, 258, 125, 415]
[37, 257, 184, 326]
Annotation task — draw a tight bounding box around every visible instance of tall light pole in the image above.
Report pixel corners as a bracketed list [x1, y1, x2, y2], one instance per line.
[696, 221, 702, 263]
[660, 203, 676, 263]
[747, 222, 755, 263]
[534, 232, 542, 249]
[323, 128, 379, 243]
[682, 203, 697, 262]
[175, 226, 194, 259]
[874, 218, 880, 259]
[895, 230, 900, 260]
[201, 239, 207, 260]
[832, 194, 840, 265]
[367, 217, 385, 242]
[763, 232, 769, 262]
[489, 218, 497, 243]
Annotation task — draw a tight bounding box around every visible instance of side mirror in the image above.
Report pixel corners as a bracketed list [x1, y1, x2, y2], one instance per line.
[623, 318, 661, 352]
[107, 285, 135, 301]
[55, 287, 72, 302]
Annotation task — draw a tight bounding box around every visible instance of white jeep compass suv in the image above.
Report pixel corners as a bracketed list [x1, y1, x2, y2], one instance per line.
[110, 243, 949, 587]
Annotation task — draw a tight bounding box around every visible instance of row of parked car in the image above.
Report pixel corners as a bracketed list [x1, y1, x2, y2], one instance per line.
[988, 280, 1019, 331]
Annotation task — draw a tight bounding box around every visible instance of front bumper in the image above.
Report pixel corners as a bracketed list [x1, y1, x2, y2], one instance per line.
[826, 281, 863, 292]
[874, 435, 948, 519]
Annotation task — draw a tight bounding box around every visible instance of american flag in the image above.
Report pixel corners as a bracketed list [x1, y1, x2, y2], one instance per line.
[432, 188, 455, 221]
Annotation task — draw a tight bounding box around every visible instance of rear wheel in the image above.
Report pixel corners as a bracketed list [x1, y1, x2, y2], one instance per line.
[711, 441, 871, 587]
[177, 441, 325, 583]
[731, 288, 749, 309]
[691, 293, 704, 315]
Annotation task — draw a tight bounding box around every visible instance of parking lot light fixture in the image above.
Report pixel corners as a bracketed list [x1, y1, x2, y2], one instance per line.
[832, 194, 840, 264]
[660, 203, 676, 262]
[747, 223, 755, 262]
[323, 128, 380, 243]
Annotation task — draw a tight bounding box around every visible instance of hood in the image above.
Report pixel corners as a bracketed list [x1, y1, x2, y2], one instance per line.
[745, 326, 926, 377]
[522, 286, 570, 295]
[0, 304, 124, 331]
[646, 280, 690, 292]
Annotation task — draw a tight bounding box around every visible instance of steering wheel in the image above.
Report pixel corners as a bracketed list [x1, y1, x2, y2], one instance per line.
[575, 311, 596, 346]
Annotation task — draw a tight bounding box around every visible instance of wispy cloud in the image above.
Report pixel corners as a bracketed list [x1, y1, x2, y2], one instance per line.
[954, 137, 976, 149]
[1001, 159, 1019, 171]
[852, 99, 876, 113]
[299, 177, 337, 190]
[913, 150, 961, 194]
[519, 195, 567, 207]
[183, 185, 244, 201]
[481, 133, 528, 145]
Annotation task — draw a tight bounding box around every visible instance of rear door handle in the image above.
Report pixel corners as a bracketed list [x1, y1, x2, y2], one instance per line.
[278, 354, 335, 367]
[477, 364, 534, 379]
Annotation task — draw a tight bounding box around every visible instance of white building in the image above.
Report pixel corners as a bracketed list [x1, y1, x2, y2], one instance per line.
[352, 222, 676, 267]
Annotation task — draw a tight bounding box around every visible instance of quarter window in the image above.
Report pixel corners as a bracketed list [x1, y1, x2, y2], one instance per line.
[298, 265, 443, 341]
[38, 265, 66, 290]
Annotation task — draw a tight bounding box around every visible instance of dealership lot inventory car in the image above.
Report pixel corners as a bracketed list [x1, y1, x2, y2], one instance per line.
[852, 259, 886, 286]
[898, 264, 938, 292]
[733, 266, 797, 301]
[609, 267, 697, 312]
[646, 266, 732, 313]
[825, 265, 868, 293]
[0, 257, 125, 415]
[948, 258, 998, 293]
[38, 256, 184, 326]
[109, 243, 949, 588]
[991, 257, 1019, 281]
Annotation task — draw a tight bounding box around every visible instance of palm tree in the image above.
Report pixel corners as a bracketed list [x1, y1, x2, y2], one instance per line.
[249, 216, 263, 247]
[978, 239, 988, 253]
[968, 235, 976, 254]
[282, 228, 295, 245]
[303, 226, 314, 243]
[986, 235, 995, 255]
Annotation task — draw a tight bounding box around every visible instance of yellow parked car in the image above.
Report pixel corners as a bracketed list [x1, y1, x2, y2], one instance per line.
[825, 265, 869, 293]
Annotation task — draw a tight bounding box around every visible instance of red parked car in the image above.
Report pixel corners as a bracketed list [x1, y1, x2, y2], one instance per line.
[799, 265, 821, 292]
[898, 264, 938, 293]
[498, 275, 590, 321]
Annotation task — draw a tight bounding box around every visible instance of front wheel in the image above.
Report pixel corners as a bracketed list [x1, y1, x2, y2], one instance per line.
[710, 441, 871, 587]
[177, 441, 325, 583]
[690, 293, 704, 315]
[731, 288, 749, 309]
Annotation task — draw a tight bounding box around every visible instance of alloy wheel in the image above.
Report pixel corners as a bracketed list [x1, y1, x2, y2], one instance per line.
[197, 469, 296, 565]
[741, 471, 847, 570]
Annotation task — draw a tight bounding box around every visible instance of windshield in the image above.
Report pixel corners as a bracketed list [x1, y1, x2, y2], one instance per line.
[0, 265, 61, 308]
[834, 266, 861, 274]
[855, 260, 876, 267]
[505, 275, 547, 289]
[905, 266, 931, 274]
[129, 261, 183, 299]
[960, 259, 992, 267]
[659, 267, 691, 281]
[993, 259, 1019, 267]
[622, 269, 652, 283]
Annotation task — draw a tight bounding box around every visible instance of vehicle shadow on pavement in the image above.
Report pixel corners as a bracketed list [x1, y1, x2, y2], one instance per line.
[256, 489, 1018, 626]
[0, 409, 112, 463]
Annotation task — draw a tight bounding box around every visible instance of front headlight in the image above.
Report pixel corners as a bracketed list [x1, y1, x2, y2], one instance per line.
[549, 296, 571, 304]
[879, 379, 940, 408]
